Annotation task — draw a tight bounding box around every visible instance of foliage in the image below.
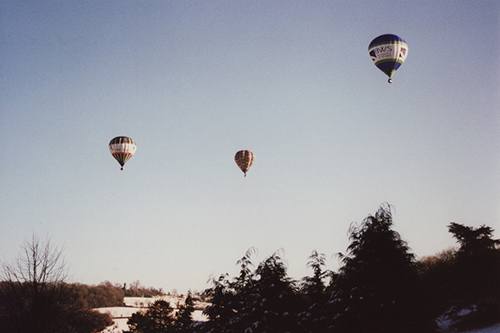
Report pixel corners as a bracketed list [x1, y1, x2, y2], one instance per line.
[301, 250, 328, 297]
[449, 223, 499, 257]
[327, 204, 435, 332]
[0, 234, 112, 333]
[123, 280, 166, 297]
[445, 223, 500, 330]
[127, 300, 176, 333]
[195, 204, 498, 332]
[75, 281, 125, 308]
[297, 250, 336, 332]
[199, 249, 303, 332]
[250, 250, 301, 332]
[125, 293, 196, 333]
[417, 248, 457, 320]
[176, 292, 196, 331]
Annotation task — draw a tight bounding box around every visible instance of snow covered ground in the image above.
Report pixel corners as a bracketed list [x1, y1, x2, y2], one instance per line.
[437, 318, 500, 333]
[96, 306, 207, 332]
[463, 323, 500, 333]
[439, 322, 500, 333]
[436, 307, 500, 333]
[96, 296, 208, 332]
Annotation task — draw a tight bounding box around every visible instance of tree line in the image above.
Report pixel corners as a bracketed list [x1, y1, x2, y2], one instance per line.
[1, 204, 498, 332]
[70, 280, 166, 308]
[191, 205, 499, 333]
[123, 204, 500, 333]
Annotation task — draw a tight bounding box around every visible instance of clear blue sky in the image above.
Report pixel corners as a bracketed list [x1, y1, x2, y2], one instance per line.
[1, 0, 499, 293]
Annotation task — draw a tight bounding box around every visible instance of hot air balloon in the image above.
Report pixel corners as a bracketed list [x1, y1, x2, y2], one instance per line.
[109, 136, 136, 170]
[235, 150, 254, 177]
[368, 34, 408, 83]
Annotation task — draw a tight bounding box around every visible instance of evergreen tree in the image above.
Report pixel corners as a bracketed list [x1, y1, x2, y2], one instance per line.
[299, 251, 334, 332]
[330, 204, 435, 332]
[249, 250, 299, 332]
[301, 251, 328, 298]
[446, 223, 500, 330]
[200, 248, 263, 332]
[199, 249, 303, 333]
[126, 300, 176, 333]
[175, 292, 195, 331]
[200, 273, 236, 332]
[417, 248, 457, 326]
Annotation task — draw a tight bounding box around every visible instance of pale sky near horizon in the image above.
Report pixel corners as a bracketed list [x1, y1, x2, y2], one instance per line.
[1, 0, 499, 293]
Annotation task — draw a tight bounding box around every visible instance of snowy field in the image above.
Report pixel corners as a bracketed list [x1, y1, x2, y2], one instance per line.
[96, 296, 208, 333]
[97, 307, 207, 332]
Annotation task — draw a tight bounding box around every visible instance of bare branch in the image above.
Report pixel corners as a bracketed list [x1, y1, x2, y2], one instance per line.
[2, 233, 67, 285]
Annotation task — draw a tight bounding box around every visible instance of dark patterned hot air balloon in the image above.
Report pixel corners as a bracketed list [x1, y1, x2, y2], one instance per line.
[235, 150, 254, 177]
[109, 136, 136, 170]
[368, 34, 408, 83]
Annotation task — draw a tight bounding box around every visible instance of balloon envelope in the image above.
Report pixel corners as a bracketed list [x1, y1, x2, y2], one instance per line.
[109, 136, 136, 170]
[235, 150, 254, 177]
[368, 34, 408, 82]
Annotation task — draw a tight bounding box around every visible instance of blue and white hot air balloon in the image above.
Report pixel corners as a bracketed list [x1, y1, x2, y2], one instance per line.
[368, 34, 408, 83]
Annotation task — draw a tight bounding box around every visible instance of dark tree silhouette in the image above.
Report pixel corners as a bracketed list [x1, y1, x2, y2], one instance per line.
[298, 250, 334, 332]
[418, 248, 457, 325]
[199, 249, 302, 333]
[126, 300, 176, 333]
[446, 222, 500, 330]
[175, 292, 195, 331]
[0, 234, 112, 333]
[330, 204, 435, 332]
[250, 250, 299, 332]
[199, 273, 234, 331]
[193, 207, 500, 332]
[301, 251, 328, 297]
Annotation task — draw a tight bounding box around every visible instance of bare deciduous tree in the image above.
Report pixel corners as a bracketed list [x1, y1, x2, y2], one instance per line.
[0, 233, 112, 333]
[3, 233, 67, 287]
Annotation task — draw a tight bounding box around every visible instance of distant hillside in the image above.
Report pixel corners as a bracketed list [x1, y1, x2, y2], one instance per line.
[123, 295, 209, 311]
[97, 296, 209, 332]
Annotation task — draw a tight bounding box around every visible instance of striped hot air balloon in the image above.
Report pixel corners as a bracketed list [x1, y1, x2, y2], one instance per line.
[235, 150, 254, 177]
[109, 136, 136, 170]
[368, 34, 408, 83]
